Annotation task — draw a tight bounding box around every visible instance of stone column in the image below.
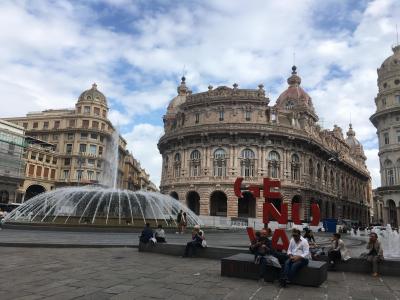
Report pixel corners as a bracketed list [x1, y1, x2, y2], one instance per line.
[226, 189, 238, 218]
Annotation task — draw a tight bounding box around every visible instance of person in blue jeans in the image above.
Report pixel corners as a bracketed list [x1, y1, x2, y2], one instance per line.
[280, 228, 310, 287]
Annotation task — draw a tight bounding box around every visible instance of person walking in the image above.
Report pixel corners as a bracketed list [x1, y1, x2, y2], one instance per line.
[280, 229, 310, 287]
[176, 210, 183, 234]
[366, 232, 384, 277]
[328, 233, 350, 269]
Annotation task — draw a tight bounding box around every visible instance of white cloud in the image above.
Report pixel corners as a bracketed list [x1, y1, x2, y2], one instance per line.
[0, 0, 399, 188]
[123, 123, 164, 186]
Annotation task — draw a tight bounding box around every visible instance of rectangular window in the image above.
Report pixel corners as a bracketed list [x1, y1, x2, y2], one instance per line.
[76, 158, 85, 166]
[30, 152, 37, 160]
[87, 159, 95, 167]
[219, 110, 224, 121]
[195, 113, 200, 124]
[69, 119, 75, 127]
[28, 164, 35, 175]
[64, 158, 71, 166]
[33, 122, 38, 129]
[79, 144, 87, 153]
[245, 110, 251, 121]
[76, 170, 83, 181]
[52, 158, 57, 165]
[92, 121, 99, 129]
[54, 120, 60, 129]
[94, 107, 100, 116]
[42, 135, 48, 141]
[384, 132, 390, 145]
[100, 135, 104, 142]
[397, 130, 400, 143]
[98, 146, 103, 156]
[52, 134, 58, 141]
[101, 123, 105, 130]
[67, 133, 74, 140]
[38, 154, 43, 162]
[23, 122, 28, 129]
[36, 166, 42, 177]
[84, 106, 90, 114]
[90, 133, 98, 140]
[102, 110, 106, 117]
[43, 167, 49, 178]
[396, 95, 400, 104]
[82, 120, 89, 128]
[77, 106, 81, 114]
[50, 169, 55, 179]
[63, 170, 70, 180]
[8, 143, 15, 154]
[80, 133, 88, 140]
[382, 98, 386, 107]
[43, 121, 49, 129]
[45, 156, 50, 163]
[66, 144, 73, 154]
[87, 171, 94, 180]
[89, 145, 97, 155]
[97, 161, 102, 168]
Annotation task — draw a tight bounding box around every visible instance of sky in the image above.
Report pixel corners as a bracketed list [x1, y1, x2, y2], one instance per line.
[0, 0, 399, 188]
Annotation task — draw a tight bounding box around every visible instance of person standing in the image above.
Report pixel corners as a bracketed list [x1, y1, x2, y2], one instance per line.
[366, 232, 384, 277]
[328, 233, 350, 269]
[176, 210, 183, 234]
[280, 229, 310, 287]
[182, 212, 187, 234]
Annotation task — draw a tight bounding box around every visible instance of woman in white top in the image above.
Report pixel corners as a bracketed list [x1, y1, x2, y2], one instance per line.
[155, 224, 166, 243]
[328, 233, 350, 269]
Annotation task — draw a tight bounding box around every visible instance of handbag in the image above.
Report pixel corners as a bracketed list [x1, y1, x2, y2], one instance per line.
[201, 240, 207, 248]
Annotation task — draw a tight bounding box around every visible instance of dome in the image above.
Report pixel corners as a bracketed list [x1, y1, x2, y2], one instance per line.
[4, 186, 203, 227]
[345, 123, 361, 147]
[275, 66, 316, 115]
[378, 45, 400, 76]
[78, 83, 107, 106]
[166, 77, 189, 114]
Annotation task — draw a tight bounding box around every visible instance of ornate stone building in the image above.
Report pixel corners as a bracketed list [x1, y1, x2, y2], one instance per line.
[3, 84, 156, 201]
[159, 67, 372, 224]
[370, 45, 400, 227]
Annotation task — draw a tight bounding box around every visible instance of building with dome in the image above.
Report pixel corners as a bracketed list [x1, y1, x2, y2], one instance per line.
[2, 84, 156, 203]
[370, 45, 400, 228]
[158, 67, 372, 226]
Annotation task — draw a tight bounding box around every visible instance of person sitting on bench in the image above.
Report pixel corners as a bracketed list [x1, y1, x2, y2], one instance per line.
[328, 233, 350, 270]
[183, 225, 205, 257]
[366, 232, 384, 277]
[280, 229, 310, 287]
[249, 231, 261, 255]
[140, 223, 154, 244]
[155, 224, 166, 243]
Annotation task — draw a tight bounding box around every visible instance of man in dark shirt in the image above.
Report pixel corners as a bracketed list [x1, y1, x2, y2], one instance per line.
[139, 223, 154, 243]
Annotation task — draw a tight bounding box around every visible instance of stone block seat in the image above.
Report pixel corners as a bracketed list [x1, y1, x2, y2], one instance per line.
[318, 256, 400, 276]
[221, 253, 328, 287]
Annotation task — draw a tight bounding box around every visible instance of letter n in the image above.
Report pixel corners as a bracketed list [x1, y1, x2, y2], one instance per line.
[263, 202, 288, 224]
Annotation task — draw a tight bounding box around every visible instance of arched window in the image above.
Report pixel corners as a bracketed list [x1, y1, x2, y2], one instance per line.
[190, 150, 201, 177]
[385, 159, 395, 186]
[291, 154, 300, 181]
[213, 148, 226, 177]
[309, 159, 314, 182]
[268, 151, 280, 178]
[163, 155, 169, 177]
[174, 153, 181, 178]
[285, 100, 295, 109]
[241, 149, 256, 177]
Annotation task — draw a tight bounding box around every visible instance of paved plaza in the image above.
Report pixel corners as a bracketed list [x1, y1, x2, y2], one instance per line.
[0, 246, 399, 300]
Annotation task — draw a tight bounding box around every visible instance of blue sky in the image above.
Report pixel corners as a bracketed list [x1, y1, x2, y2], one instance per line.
[0, 0, 399, 187]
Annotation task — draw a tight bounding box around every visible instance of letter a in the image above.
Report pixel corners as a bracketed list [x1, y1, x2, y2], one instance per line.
[271, 229, 289, 251]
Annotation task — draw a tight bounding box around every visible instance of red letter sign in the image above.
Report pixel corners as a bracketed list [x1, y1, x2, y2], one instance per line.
[263, 202, 288, 224]
[271, 228, 290, 251]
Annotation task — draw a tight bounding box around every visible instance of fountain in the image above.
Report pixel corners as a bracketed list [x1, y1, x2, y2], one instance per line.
[4, 186, 203, 227]
[100, 129, 119, 188]
[350, 225, 400, 259]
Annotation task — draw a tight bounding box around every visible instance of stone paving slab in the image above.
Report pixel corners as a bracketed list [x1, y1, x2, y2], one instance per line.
[0, 247, 399, 299]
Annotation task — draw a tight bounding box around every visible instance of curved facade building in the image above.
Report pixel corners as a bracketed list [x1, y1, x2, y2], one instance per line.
[158, 67, 372, 224]
[371, 45, 400, 227]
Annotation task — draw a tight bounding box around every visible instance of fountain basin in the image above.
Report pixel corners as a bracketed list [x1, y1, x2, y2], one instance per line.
[4, 186, 203, 228]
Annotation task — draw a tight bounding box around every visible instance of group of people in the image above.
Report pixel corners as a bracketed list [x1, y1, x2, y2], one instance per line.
[139, 223, 167, 244]
[250, 227, 385, 287]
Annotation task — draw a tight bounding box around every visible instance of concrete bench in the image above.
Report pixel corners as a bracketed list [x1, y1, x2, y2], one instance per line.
[138, 242, 245, 260]
[221, 253, 328, 287]
[318, 256, 400, 276]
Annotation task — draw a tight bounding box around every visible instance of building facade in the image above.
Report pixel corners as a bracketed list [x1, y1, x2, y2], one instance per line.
[159, 67, 372, 225]
[3, 84, 155, 202]
[370, 45, 400, 227]
[0, 120, 25, 203]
